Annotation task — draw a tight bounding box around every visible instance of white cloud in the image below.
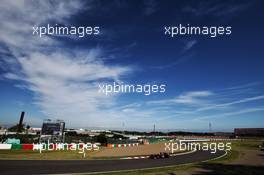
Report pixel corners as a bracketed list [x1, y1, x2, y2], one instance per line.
[0, 0, 132, 128]
[195, 107, 264, 121]
[0, 0, 83, 52]
[16, 52, 129, 82]
[143, 0, 158, 15]
[148, 90, 213, 105]
[182, 1, 251, 17]
[151, 54, 193, 70]
[197, 95, 264, 111]
[183, 40, 197, 52]
[0, 1, 262, 130]
[147, 87, 264, 123]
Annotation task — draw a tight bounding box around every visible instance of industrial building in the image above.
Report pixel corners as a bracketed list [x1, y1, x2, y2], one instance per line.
[234, 128, 264, 137]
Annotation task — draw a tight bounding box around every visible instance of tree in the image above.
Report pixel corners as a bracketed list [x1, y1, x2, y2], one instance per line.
[112, 134, 127, 139]
[96, 134, 107, 145]
[26, 125, 30, 130]
[8, 124, 25, 132]
[25, 125, 30, 134]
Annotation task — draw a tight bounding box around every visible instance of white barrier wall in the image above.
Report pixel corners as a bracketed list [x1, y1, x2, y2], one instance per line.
[0, 144, 12, 150]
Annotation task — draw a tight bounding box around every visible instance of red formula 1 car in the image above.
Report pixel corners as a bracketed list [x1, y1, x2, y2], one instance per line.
[149, 152, 170, 159]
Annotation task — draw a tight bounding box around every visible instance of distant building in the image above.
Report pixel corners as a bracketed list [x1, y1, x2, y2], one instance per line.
[28, 127, 41, 134]
[234, 128, 264, 137]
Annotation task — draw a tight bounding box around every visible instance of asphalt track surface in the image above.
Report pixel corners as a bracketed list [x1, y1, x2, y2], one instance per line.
[0, 150, 225, 175]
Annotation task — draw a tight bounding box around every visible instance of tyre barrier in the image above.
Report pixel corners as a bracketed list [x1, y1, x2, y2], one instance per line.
[107, 143, 139, 148]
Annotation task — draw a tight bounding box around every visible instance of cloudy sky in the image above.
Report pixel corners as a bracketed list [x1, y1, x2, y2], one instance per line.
[0, 0, 264, 131]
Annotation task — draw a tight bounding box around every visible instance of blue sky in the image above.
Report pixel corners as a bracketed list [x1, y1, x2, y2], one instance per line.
[0, 0, 264, 131]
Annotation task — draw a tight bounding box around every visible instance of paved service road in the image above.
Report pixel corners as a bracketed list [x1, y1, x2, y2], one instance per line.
[0, 150, 225, 175]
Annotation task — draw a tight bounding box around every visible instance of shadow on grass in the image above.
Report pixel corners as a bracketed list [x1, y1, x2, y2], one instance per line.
[193, 163, 264, 175]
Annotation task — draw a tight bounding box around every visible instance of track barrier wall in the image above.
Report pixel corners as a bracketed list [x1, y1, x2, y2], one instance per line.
[107, 143, 139, 148]
[0, 143, 86, 150]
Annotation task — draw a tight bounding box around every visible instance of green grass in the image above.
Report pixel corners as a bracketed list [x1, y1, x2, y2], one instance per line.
[231, 139, 263, 150]
[83, 164, 196, 175]
[207, 139, 262, 164]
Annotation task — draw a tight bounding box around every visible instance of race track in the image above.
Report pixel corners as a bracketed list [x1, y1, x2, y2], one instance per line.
[0, 150, 226, 175]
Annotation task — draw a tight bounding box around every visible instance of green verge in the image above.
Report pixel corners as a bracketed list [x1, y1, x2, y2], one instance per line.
[82, 164, 196, 175]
